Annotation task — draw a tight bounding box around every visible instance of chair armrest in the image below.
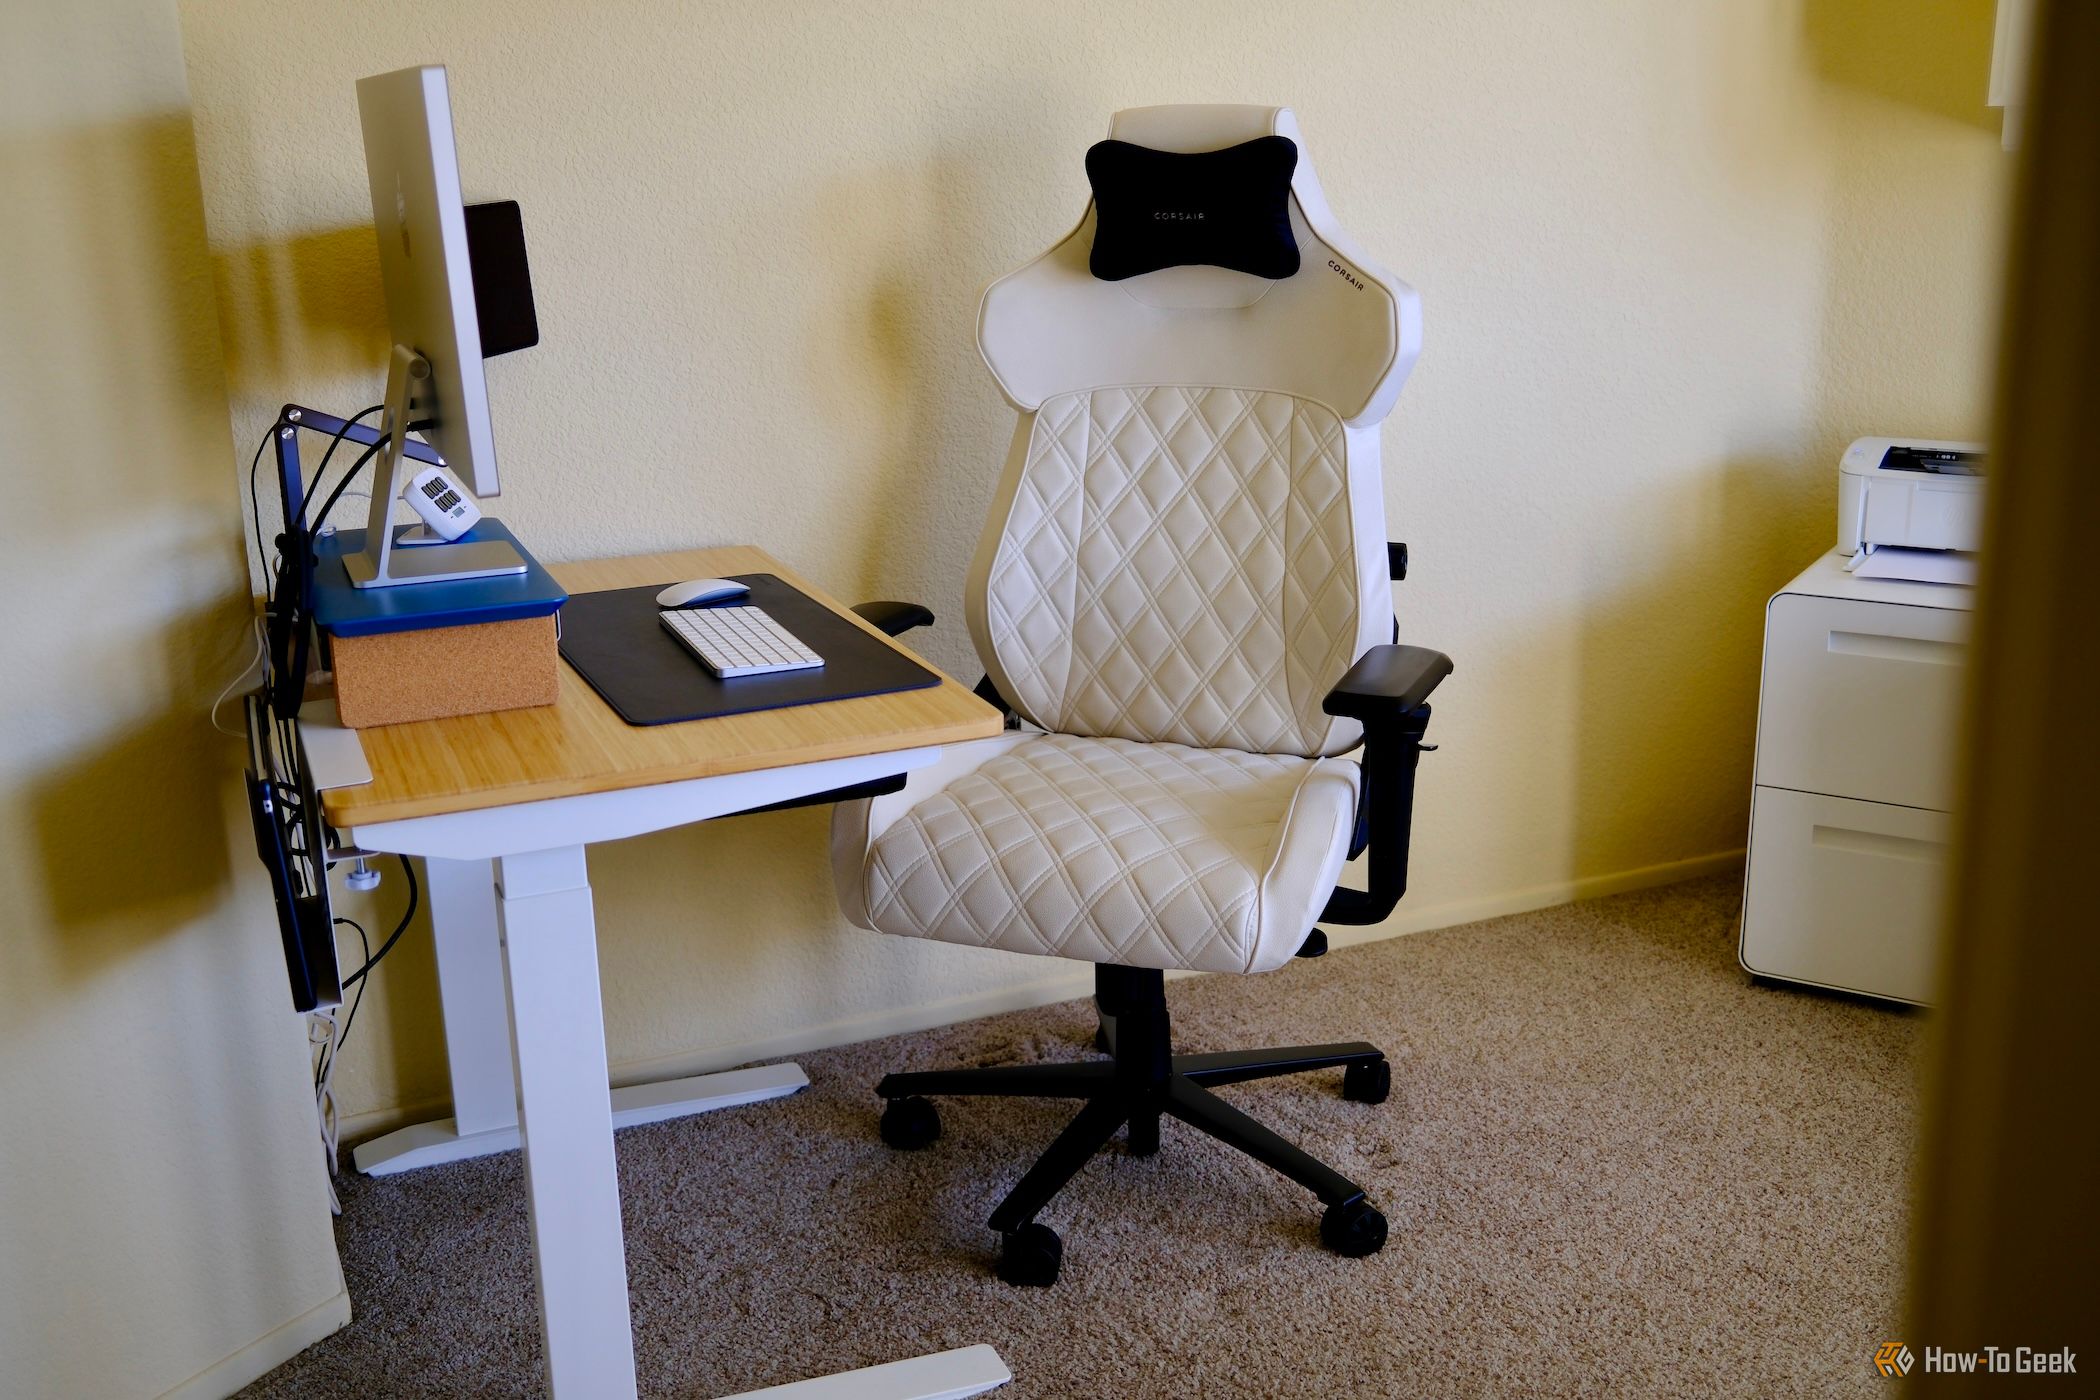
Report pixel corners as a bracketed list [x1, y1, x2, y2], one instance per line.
[852, 600, 936, 637]
[1322, 644, 1452, 722]
[1318, 644, 1452, 927]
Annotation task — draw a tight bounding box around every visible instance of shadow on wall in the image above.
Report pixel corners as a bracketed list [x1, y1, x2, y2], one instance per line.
[798, 156, 987, 620]
[211, 223, 390, 398]
[1801, 0, 2011, 453]
[3, 107, 258, 985]
[1801, 0, 2001, 132]
[22, 598, 253, 977]
[1560, 0, 2011, 889]
[1571, 458, 1826, 881]
[798, 159, 940, 585]
[797, 91, 1074, 681]
[0, 112, 235, 500]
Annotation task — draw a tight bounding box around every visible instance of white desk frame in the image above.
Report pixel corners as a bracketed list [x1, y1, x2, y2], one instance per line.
[338, 745, 1010, 1400]
[352, 859, 808, 1177]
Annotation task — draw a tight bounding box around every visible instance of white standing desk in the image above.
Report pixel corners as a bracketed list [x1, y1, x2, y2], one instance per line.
[315, 545, 1010, 1400]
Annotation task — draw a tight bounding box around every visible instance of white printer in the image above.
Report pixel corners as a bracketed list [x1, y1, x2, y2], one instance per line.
[1837, 436, 1987, 556]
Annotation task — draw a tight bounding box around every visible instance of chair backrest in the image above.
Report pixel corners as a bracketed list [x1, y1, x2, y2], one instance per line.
[964, 106, 1421, 759]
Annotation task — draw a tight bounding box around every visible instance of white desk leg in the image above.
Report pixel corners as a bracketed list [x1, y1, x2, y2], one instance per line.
[430, 856, 520, 1134]
[354, 858, 809, 1177]
[496, 845, 638, 1398]
[352, 857, 523, 1174]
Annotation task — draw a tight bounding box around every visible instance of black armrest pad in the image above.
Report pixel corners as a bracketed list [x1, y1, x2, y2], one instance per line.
[1323, 644, 1452, 721]
[852, 600, 936, 637]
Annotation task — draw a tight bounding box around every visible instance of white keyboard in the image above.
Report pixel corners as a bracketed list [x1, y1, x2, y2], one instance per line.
[659, 605, 824, 678]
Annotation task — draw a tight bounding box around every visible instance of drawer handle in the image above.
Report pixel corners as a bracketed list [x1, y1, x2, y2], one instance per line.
[1811, 824, 1944, 861]
[1826, 630, 1963, 665]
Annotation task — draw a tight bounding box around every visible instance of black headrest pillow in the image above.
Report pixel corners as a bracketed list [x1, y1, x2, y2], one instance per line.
[1084, 134, 1300, 282]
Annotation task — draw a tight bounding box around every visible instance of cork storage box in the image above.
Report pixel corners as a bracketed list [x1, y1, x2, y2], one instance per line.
[329, 613, 559, 729]
[309, 520, 569, 730]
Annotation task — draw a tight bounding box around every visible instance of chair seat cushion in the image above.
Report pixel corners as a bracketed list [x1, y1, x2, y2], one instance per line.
[836, 732, 1360, 975]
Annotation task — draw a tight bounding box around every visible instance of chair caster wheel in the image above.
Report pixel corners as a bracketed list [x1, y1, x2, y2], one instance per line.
[1127, 1113, 1160, 1156]
[997, 1222, 1063, 1286]
[879, 1095, 940, 1150]
[1320, 1198, 1388, 1258]
[1342, 1058, 1391, 1105]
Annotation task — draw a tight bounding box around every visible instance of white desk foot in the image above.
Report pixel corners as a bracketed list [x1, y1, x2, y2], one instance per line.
[719, 1346, 1011, 1400]
[353, 1063, 811, 1176]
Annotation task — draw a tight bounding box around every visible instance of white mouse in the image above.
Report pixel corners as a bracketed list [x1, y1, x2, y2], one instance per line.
[656, 577, 751, 608]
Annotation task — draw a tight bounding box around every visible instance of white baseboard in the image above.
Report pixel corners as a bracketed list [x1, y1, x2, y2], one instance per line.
[1320, 847, 1745, 952]
[610, 968, 1104, 1087]
[341, 850, 1741, 1146]
[158, 1288, 350, 1400]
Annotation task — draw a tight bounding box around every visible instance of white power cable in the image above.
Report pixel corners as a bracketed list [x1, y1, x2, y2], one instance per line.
[308, 1008, 344, 1215]
[209, 617, 269, 737]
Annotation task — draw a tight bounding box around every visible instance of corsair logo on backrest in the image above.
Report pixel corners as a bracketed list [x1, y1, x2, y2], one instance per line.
[1327, 258, 1364, 291]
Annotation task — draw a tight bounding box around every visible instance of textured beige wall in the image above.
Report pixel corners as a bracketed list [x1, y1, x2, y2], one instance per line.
[173, 0, 2011, 1133]
[0, 1, 347, 1394]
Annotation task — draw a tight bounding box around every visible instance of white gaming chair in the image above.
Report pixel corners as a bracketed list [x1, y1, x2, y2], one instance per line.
[833, 105, 1452, 1287]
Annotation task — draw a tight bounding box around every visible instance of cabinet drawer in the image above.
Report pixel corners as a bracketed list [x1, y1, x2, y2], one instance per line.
[1757, 592, 1969, 809]
[1739, 786, 1949, 1004]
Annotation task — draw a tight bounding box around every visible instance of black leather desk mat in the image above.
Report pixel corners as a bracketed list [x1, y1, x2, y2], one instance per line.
[558, 573, 939, 726]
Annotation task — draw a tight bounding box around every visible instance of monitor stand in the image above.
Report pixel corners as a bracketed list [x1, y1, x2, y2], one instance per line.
[345, 345, 526, 589]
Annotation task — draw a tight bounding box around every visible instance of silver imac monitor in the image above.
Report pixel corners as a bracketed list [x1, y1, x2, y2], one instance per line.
[348, 64, 522, 587]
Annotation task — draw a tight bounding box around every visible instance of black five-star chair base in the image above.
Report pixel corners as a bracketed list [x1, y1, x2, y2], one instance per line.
[875, 962, 1393, 1286]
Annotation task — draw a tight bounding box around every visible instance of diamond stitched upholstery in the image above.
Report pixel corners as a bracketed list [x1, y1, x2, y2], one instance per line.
[980, 386, 1368, 758]
[855, 733, 1359, 975]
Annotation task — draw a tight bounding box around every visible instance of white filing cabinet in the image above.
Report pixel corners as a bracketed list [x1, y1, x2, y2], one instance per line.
[1740, 550, 1974, 1004]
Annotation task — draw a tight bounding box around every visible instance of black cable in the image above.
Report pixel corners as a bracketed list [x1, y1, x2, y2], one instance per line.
[319, 917, 371, 1087]
[247, 405, 378, 614]
[316, 854, 419, 1080]
[271, 707, 310, 854]
[341, 855, 418, 987]
[247, 424, 276, 590]
[274, 706, 298, 780]
[296, 404, 385, 534]
[304, 413, 440, 544]
[301, 435, 387, 543]
[258, 403, 381, 728]
[260, 405, 438, 734]
[306, 415, 443, 542]
[244, 423, 285, 728]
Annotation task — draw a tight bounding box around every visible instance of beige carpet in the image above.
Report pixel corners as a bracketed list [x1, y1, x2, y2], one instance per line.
[242, 875, 1923, 1397]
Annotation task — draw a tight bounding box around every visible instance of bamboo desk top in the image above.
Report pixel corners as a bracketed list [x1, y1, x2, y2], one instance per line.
[319, 545, 1002, 829]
